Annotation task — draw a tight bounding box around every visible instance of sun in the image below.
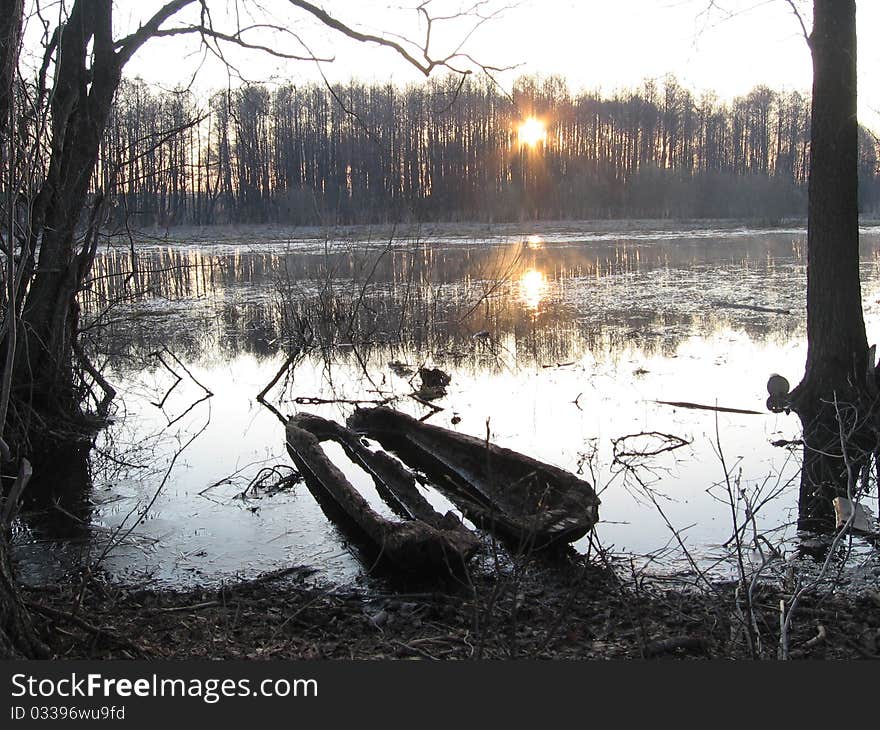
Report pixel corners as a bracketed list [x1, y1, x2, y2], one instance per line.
[517, 117, 547, 148]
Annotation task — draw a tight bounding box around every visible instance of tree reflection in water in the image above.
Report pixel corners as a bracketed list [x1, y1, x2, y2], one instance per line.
[12, 224, 880, 588]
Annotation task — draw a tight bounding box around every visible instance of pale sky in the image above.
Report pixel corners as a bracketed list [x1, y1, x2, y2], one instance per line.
[115, 0, 880, 130]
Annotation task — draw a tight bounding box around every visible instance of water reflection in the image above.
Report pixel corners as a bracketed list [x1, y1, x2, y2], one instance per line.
[13, 224, 880, 588]
[519, 269, 547, 311]
[82, 230, 828, 371]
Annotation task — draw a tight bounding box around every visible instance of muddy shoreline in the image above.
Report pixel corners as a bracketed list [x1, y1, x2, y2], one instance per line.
[21, 556, 880, 660]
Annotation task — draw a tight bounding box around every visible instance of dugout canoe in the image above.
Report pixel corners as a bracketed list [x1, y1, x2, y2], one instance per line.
[285, 413, 478, 573]
[347, 407, 600, 547]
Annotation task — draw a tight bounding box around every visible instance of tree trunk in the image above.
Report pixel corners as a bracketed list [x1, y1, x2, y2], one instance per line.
[9, 0, 120, 441]
[791, 0, 874, 527]
[0, 0, 44, 660]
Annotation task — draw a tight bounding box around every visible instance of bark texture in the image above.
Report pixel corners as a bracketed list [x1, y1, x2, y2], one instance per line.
[792, 0, 875, 526]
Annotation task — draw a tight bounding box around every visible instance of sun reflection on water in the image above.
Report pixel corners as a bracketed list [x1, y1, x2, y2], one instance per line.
[519, 268, 547, 311]
[59, 225, 880, 588]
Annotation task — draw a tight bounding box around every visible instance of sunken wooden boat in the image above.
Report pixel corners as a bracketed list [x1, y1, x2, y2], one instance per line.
[285, 413, 478, 574]
[347, 407, 600, 547]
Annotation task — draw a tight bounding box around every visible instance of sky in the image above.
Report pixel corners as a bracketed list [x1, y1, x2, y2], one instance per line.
[114, 0, 880, 129]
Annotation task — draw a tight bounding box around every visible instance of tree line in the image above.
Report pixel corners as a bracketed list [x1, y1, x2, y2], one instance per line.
[93, 73, 880, 227]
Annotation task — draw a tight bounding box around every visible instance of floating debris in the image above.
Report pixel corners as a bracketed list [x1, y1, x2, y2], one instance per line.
[416, 367, 451, 400]
[833, 497, 877, 534]
[654, 400, 763, 415]
[388, 361, 414, 378]
[712, 300, 791, 315]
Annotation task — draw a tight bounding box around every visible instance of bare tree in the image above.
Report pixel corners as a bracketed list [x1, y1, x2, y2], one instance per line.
[0, 0, 503, 658]
[785, 0, 874, 526]
[94, 73, 851, 226]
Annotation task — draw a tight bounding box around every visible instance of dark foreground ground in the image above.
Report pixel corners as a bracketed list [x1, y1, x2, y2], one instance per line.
[19, 555, 880, 660]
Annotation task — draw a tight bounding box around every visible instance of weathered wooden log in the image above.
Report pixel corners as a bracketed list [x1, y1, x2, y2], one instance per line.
[285, 416, 477, 574]
[347, 407, 600, 547]
[291, 413, 472, 535]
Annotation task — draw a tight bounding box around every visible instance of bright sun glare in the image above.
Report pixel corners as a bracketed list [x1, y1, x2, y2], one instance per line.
[517, 117, 547, 148]
[519, 269, 547, 311]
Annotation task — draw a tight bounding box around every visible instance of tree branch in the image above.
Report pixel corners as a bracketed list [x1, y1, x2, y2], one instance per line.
[286, 0, 500, 77]
[114, 0, 197, 66]
[784, 0, 811, 46]
[145, 24, 333, 62]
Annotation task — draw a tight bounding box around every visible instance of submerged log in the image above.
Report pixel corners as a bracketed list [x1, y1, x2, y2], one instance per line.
[291, 413, 470, 534]
[285, 415, 477, 574]
[347, 407, 600, 547]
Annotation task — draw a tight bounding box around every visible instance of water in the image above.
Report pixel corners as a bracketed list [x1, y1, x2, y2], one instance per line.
[12, 221, 880, 588]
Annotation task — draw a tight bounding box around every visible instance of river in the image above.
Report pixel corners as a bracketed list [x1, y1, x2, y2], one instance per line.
[12, 221, 880, 588]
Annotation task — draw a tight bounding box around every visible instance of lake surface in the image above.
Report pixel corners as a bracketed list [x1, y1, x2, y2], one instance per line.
[13, 221, 880, 588]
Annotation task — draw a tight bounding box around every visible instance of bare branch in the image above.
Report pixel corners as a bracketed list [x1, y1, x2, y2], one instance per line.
[784, 0, 811, 45]
[115, 0, 197, 66]
[144, 23, 333, 62]
[288, 0, 436, 75]
[286, 0, 509, 77]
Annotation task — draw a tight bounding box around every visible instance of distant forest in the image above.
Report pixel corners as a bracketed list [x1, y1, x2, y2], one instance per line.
[94, 74, 880, 226]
